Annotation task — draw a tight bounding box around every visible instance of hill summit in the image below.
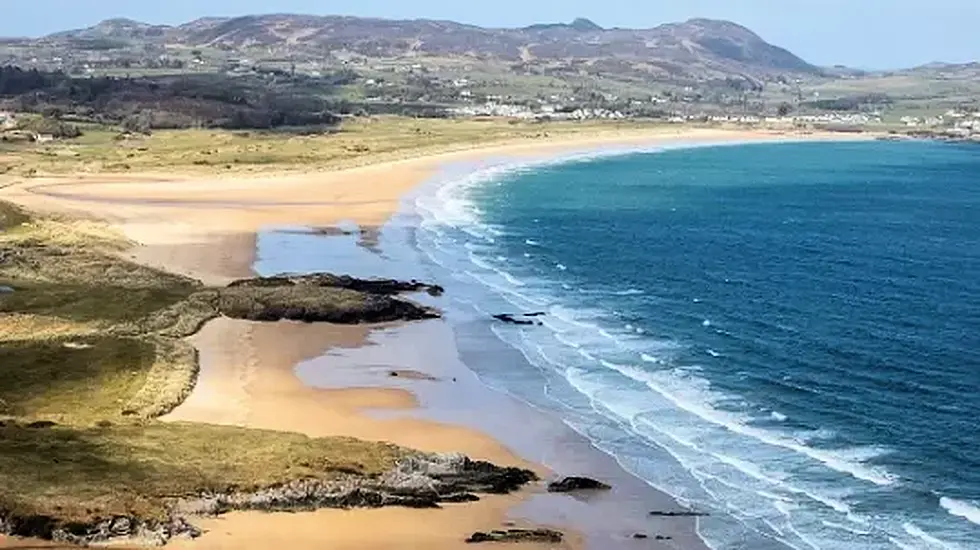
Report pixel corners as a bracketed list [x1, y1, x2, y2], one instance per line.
[36, 13, 818, 79]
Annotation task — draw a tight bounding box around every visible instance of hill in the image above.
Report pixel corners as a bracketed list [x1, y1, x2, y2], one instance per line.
[31, 14, 818, 80]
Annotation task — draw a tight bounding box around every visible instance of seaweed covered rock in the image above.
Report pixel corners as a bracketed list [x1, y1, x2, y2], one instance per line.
[215, 285, 438, 324]
[547, 476, 611, 493]
[465, 529, 564, 544]
[215, 272, 442, 324]
[228, 273, 444, 297]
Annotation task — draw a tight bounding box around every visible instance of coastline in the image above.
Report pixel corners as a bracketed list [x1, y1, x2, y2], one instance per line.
[0, 128, 864, 549]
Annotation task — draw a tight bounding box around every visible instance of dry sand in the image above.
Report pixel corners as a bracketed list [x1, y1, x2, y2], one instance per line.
[0, 128, 852, 549]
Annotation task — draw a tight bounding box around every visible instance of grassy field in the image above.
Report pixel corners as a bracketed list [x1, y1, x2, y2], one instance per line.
[0, 422, 403, 522]
[0, 202, 413, 531]
[0, 117, 666, 179]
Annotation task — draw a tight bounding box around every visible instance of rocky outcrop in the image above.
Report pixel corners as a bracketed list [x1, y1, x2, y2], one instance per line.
[214, 273, 442, 324]
[1, 454, 538, 547]
[0, 514, 201, 547]
[177, 453, 536, 515]
[465, 529, 564, 544]
[216, 285, 439, 324]
[492, 313, 545, 326]
[547, 476, 611, 493]
[649, 509, 709, 517]
[228, 273, 445, 297]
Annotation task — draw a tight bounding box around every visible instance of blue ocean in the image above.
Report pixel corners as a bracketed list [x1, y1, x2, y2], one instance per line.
[411, 140, 980, 549]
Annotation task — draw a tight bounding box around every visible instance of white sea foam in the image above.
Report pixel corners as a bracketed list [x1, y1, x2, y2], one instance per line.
[598, 361, 898, 487]
[889, 538, 920, 550]
[771, 411, 789, 422]
[462, 271, 543, 306]
[903, 522, 961, 549]
[641, 353, 664, 365]
[525, 239, 540, 246]
[940, 497, 980, 526]
[820, 520, 871, 536]
[707, 349, 722, 357]
[616, 288, 645, 296]
[756, 490, 794, 503]
[774, 499, 799, 516]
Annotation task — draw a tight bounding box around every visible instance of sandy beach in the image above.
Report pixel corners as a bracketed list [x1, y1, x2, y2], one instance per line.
[0, 127, 860, 549]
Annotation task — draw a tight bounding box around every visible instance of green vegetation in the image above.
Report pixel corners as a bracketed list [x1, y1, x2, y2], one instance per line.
[0, 336, 156, 423]
[0, 422, 403, 523]
[0, 281, 197, 326]
[0, 65, 344, 131]
[0, 117, 667, 178]
[14, 115, 83, 139]
[0, 201, 29, 230]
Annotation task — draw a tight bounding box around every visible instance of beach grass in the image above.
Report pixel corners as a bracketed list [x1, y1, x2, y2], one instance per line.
[0, 335, 156, 424]
[0, 421, 404, 523]
[0, 202, 29, 230]
[0, 281, 198, 326]
[0, 116, 664, 178]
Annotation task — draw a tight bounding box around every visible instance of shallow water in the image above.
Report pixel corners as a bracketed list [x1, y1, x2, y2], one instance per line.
[408, 140, 980, 550]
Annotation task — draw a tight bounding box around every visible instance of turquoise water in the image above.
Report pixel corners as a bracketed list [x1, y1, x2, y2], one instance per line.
[413, 141, 980, 549]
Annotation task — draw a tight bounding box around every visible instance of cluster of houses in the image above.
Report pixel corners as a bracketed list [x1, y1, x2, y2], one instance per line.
[900, 110, 980, 128]
[897, 110, 980, 138]
[696, 113, 880, 125]
[449, 102, 626, 120]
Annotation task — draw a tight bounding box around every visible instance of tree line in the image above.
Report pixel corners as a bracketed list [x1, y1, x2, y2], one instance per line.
[0, 65, 343, 131]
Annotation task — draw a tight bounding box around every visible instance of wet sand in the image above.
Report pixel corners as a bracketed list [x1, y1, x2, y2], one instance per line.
[296, 319, 712, 549]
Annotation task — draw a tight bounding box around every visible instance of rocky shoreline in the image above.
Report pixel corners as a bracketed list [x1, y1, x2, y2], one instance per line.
[0, 453, 538, 547]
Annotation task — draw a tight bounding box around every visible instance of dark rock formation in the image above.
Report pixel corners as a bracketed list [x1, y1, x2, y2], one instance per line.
[25, 420, 57, 429]
[631, 533, 671, 541]
[215, 273, 444, 324]
[388, 370, 439, 381]
[492, 313, 545, 326]
[547, 476, 611, 493]
[228, 273, 444, 297]
[0, 514, 201, 546]
[216, 285, 438, 324]
[465, 529, 564, 544]
[649, 510, 709, 517]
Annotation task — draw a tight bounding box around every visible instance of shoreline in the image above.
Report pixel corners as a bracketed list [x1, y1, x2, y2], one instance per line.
[0, 128, 860, 549]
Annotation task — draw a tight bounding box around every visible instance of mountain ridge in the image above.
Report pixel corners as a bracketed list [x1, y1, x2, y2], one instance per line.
[29, 14, 821, 79]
